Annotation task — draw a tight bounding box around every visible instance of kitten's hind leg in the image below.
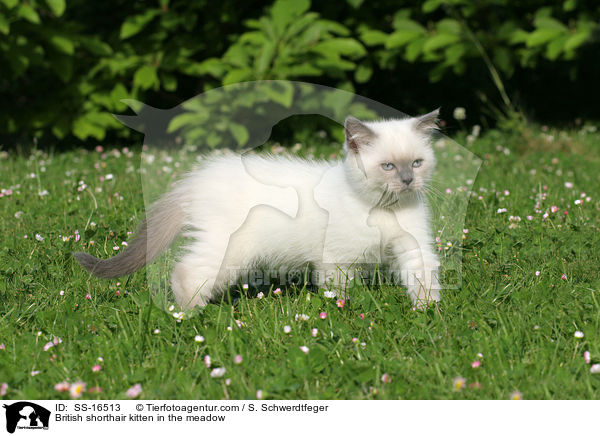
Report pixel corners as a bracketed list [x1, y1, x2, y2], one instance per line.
[171, 258, 224, 309]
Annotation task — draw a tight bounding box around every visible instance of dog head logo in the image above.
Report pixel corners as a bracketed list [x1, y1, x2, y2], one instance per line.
[2, 402, 50, 433]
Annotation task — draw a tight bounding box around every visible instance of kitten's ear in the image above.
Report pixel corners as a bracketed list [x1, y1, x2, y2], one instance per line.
[414, 108, 440, 132]
[345, 116, 375, 152]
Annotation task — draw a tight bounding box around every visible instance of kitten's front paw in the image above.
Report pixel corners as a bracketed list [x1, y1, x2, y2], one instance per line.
[409, 285, 441, 310]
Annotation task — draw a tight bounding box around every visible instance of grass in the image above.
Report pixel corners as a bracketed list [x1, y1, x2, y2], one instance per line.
[1, 123, 599, 400]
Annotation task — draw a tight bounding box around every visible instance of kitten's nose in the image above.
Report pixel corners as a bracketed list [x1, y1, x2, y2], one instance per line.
[399, 169, 413, 185]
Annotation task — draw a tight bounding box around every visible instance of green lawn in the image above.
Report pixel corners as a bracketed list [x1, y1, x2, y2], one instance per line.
[1, 124, 599, 399]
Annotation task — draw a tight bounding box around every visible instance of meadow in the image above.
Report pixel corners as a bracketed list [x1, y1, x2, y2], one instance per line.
[1, 123, 599, 399]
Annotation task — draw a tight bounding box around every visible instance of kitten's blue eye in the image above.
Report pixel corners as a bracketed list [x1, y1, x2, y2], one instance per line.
[381, 162, 395, 171]
[412, 159, 423, 168]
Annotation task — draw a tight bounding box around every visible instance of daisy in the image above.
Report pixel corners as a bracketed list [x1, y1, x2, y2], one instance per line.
[510, 391, 522, 400]
[453, 377, 466, 391]
[126, 383, 142, 398]
[69, 381, 86, 399]
[210, 368, 226, 378]
[54, 381, 70, 392]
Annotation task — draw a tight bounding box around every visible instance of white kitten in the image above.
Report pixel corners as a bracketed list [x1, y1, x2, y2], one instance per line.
[75, 110, 442, 308]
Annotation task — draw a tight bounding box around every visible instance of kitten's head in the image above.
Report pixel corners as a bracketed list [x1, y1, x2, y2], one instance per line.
[343, 109, 439, 206]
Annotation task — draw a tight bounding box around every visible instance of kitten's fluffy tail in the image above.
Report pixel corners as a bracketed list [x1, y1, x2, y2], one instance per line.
[74, 188, 185, 279]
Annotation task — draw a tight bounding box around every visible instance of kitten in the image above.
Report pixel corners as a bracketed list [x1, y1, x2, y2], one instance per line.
[75, 110, 442, 308]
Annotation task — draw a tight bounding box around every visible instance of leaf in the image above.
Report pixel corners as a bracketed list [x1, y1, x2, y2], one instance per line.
[444, 43, 465, 66]
[49, 35, 74, 55]
[255, 40, 276, 76]
[526, 28, 562, 47]
[45, 0, 66, 16]
[133, 64, 159, 90]
[120, 10, 159, 39]
[545, 35, 567, 60]
[79, 37, 113, 56]
[422, 0, 444, 13]
[563, 30, 591, 52]
[18, 5, 41, 24]
[228, 122, 249, 146]
[405, 38, 425, 62]
[0, 0, 19, 8]
[160, 72, 177, 91]
[346, 0, 364, 8]
[563, 0, 576, 11]
[168, 112, 207, 133]
[385, 30, 422, 49]
[262, 81, 294, 107]
[271, 0, 310, 31]
[359, 29, 388, 46]
[222, 68, 253, 85]
[312, 38, 366, 58]
[393, 18, 426, 33]
[73, 115, 105, 140]
[437, 19, 461, 35]
[0, 13, 9, 35]
[534, 16, 567, 32]
[354, 63, 372, 83]
[423, 33, 460, 52]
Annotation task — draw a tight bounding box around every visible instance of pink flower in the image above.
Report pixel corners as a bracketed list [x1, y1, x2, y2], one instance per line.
[88, 386, 102, 394]
[273, 288, 282, 296]
[319, 312, 327, 319]
[234, 354, 243, 365]
[299, 346, 309, 354]
[256, 390, 263, 399]
[54, 382, 70, 392]
[311, 328, 318, 337]
[468, 382, 481, 389]
[359, 313, 365, 320]
[126, 383, 142, 399]
[584, 351, 591, 364]
[0, 382, 7, 396]
[0, 343, 5, 350]
[204, 355, 211, 368]
[550, 206, 559, 213]
[561, 274, 567, 280]
[336, 299, 345, 308]
[381, 373, 391, 383]
[85, 293, 91, 300]
[92, 365, 102, 372]
[471, 360, 481, 368]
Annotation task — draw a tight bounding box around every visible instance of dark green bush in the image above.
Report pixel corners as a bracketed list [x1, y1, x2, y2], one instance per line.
[0, 0, 598, 148]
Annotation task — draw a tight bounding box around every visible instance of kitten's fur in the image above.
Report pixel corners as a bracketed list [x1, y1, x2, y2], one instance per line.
[75, 111, 442, 308]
